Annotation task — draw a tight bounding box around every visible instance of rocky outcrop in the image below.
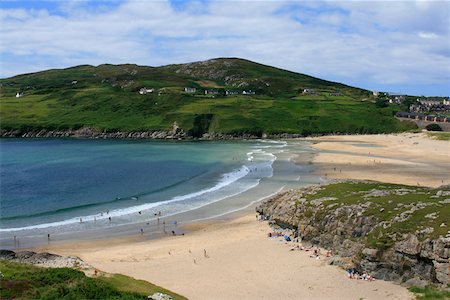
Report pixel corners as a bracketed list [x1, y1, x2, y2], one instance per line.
[0, 127, 188, 140]
[256, 184, 450, 288]
[0, 127, 309, 140]
[0, 250, 90, 269]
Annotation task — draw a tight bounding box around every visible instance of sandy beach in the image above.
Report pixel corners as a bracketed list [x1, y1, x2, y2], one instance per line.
[31, 132, 450, 300]
[308, 133, 450, 188]
[35, 213, 413, 300]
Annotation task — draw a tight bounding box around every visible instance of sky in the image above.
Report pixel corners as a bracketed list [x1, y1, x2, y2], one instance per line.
[0, 0, 449, 96]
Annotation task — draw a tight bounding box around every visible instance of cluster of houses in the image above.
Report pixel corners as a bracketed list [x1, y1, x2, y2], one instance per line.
[138, 86, 256, 96]
[409, 98, 450, 114]
[301, 89, 341, 96]
[186, 87, 256, 95]
[396, 112, 449, 123]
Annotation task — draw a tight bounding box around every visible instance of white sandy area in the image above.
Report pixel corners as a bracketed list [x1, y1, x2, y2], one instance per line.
[308, 132, 450, 187]
[36, 214, 413, 300]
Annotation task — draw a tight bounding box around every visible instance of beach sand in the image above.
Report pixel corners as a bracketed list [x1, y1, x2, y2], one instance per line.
[32, 132, 450, 300]
[308, 132, 450, 188]
[35, 213, 413, 300]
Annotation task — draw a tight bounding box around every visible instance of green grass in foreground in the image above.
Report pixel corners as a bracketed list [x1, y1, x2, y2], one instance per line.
[427, 132, 450, 141]
[409, 286, 450, 300]
[0, 260, 187, 300]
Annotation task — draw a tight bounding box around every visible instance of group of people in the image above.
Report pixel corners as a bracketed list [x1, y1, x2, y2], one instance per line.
[347, 269, 375, 281]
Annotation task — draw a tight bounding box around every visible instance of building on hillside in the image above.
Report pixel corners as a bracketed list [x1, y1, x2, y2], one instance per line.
[387, 94, 406, 104]
[225, 90, 240, 95]
[418, 99, 441, 106]
[242, 90, 255, 95]
[184, 87, 196, 93]
[302, 88, 316, 95]
[372, 91, 379, 96]
[139, 87, 154, 95]
[204, 89, 219, 95]
[16, 92, 23, 98]
[71, 80, 78, 85]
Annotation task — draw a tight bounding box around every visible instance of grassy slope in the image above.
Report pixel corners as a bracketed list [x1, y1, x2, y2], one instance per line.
[0, 58, 416, 134]
[0, 260, 186, 300]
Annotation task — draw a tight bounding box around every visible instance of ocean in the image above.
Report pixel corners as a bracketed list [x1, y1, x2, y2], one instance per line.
[0, 138, 320, 246]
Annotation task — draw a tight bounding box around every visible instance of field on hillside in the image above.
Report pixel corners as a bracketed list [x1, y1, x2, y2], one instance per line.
[0, 59, 416, 135]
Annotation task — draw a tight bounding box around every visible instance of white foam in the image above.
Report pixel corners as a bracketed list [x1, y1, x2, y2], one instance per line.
[1, 144, 284, 233]
[0, 164, 254, 232]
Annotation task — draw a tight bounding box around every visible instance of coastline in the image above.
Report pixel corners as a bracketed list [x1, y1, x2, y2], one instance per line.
[7, 132, 449, 299]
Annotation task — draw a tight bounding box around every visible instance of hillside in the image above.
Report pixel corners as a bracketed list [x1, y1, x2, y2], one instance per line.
[0, 58, 416, 136]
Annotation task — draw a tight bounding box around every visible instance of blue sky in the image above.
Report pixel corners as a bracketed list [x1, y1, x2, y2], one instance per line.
[1, 0, 449, 96]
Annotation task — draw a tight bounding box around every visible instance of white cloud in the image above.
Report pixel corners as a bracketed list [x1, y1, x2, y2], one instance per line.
[0, 0, 449, 95]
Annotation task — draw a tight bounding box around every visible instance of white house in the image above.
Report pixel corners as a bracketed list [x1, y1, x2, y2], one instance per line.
[16, 92, 23, 98]
[139, 87, 154, 95]
[205, 89, 219, 95]
[184, 87, 196, 93]
[242, 90, 255, 95]
[226, 90, 240, 95]
[373, 91, 379, 96]
[302, 89, 315, 95]
[71, 80, 78, 85]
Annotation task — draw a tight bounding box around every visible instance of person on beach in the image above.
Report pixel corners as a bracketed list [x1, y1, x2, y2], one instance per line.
[138, 211, 141, 215]
[108, 216, 111, 222]
[79, 218, 82, 223]
[140, 228, 143, 235]
[47, 233, 50, 241]
[204, 249, 208, 258]
[171, 230, 176, 236]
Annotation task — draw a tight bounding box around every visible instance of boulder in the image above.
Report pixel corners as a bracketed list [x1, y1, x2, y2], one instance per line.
[148, 292, 173, 300]
[404, 277, 429, 288]
[394, 234, 420, 256]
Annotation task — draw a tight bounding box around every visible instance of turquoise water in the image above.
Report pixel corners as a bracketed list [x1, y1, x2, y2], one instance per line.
[0, 139, 288, 234]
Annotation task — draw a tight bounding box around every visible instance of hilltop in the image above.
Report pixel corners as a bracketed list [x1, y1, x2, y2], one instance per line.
[0, 58, 416, 137]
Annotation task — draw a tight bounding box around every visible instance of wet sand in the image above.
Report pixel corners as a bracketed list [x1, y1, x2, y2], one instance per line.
[307, 132, 450, 187]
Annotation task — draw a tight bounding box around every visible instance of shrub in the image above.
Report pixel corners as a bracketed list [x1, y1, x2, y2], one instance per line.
[425, 123, 442, 131]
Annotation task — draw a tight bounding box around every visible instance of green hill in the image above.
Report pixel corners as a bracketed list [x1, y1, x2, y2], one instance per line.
[0, 58, 415, 136]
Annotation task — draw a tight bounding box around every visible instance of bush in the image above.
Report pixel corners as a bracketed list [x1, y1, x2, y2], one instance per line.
[425, 123, 442, 131]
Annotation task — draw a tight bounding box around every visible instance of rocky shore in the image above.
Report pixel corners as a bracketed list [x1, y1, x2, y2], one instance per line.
[0, 249, 91, 269]
[0, 127, 306, 140]
[256, 182, 450, 289]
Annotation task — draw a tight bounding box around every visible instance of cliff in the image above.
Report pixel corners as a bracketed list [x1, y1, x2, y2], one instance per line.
[257, 181, 450, 288]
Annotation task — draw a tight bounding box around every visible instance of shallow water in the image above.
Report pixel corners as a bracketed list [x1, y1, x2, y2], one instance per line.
[0, 138, 320, 248]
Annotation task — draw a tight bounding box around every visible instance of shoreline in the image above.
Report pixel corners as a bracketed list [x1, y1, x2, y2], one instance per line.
[4, 132, 448, 299]
[0, 139, 319, 249]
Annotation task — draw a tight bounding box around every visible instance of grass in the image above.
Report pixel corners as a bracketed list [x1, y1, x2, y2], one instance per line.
[409, 286, 450, 300]
[0, 260, 187, 300]
[427, 132, 450, 141]
[0, 58, 417, 135]
[302, 182, 450, 250]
